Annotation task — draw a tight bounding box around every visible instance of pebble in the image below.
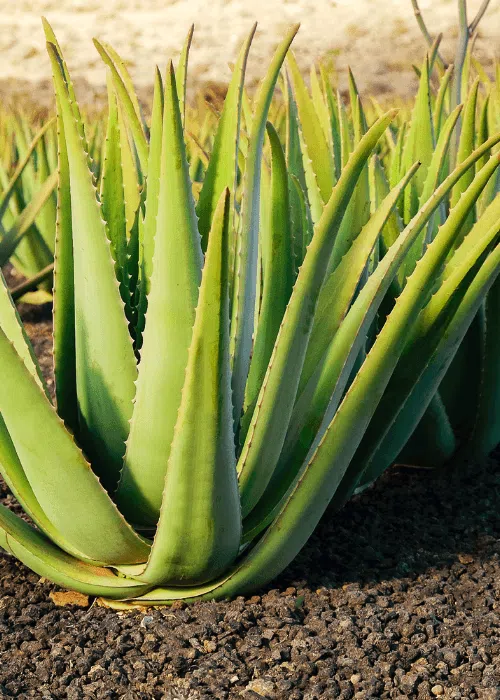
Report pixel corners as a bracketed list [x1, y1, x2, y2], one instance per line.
[431, 685, 444, 696]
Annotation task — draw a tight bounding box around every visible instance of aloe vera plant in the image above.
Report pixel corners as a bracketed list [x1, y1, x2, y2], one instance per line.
[0, 114, 57, 300]
[0, 18, 499, 606]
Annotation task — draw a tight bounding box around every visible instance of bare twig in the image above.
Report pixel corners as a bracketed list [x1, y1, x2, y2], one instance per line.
[410, 0, 447, 69]
[10, 262, 54, 301]
[469, 0, 491, 35]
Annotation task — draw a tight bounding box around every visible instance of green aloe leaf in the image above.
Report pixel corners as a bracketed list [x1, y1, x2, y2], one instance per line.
[286, 52, 335, 204]
[298, 162, 420, 398]
[117, 63, 203, 525]
[0, 118, 55, 224]
[0, 171, 57, 266]
[450, 78, 480, 239]
[433, 64, 454, 136]
[230, 25, 299, 426]
[100, 74, 127, 289]
[34, 135, 57, 257]
[196, 24, 256, 251]
[48, 42, 138, 489]
[0, 506, 151, 599]
[137, 66, 164, 340]
[42, 19, 86, 144]
[175, 24, 194, 125]
[141, 190, 241, 585]
[0, 324, 149, 565]
[237, 111, 397, 518]
[100, 41, 145, 130]
[402, 55, 435, 223]
[352, 190, 500, 487]
[244, 145, 500, 536]
[93, 39, 149, 174]
[242, 122, 294, 431]
[53, 95, 77, 432]
[402, 104, 463, 278]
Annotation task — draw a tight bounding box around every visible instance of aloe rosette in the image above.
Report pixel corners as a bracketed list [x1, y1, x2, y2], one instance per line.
[0, 20, 499, 606]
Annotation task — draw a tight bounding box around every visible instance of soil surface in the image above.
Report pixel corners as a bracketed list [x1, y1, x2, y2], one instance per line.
[1, 0, 500, 109]
[0, 298, 499, 698]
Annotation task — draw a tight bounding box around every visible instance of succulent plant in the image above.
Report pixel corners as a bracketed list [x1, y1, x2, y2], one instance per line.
[0, 18, 499, 606]
[0, 115, 57, 300]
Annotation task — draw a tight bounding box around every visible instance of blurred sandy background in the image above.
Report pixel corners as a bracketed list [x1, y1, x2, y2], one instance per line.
[0, 0, 499, 108]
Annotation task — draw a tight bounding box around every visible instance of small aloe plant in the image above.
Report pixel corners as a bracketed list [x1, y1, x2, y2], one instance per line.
[0, 19, 499, 607]
[0, 115, 57, 300]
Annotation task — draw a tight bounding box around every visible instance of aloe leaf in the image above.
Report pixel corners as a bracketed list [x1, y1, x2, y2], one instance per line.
[298, 162, 420, 397]
[244, 148, 500, 535]
[389, 121, 406, 190]
[402, 104, 463, 277]
[0, 274, 94, 558]
[284, 74, 306, 196]
[196, 24, 255, 251]
[352, 195, 500, 487]
[34, 136, 57, 257]
[433, 64, 454, 136]
[100, 74, 127, 287]
[462, 272, 500, 460]
[450, 78, 480, 236]
[116, 98, 141, 240]
[348, 69, 368, 138]
[141, 190, 241, 585]
[289, 173, 313, 274]
[0, 269, 45, 390]
[428, 32, 444, 75]
[338, 92, 352, 169]
[175, 24, 194, 125]
[137, 67, 163, 333]
[328, 98, 370, 274]
[117, 63, 203, 525]
[0, 171, 57, 266]
[42, 19, 86, 144]
[476, 94, 491, 207]
[52, 97, 77, 432]
[287, 52, 335, 204]
[230, 26, 299, 426]
[297, 124, 324, 224]
[93, 39, 149, 174]
[319, 64, 341, 180]
[310, 64, 333, 152]
[48, 43, 138, 488]
[392, 393, 456, 471]
[237, 111, 397, 517]
[100, 41, 145, 130]
[0, 324, 149, 564]
[242, 122, 294, 429]
[0, 118, 55, 224]
[0, 506, 151, 599]
[402, 56, 435, 222]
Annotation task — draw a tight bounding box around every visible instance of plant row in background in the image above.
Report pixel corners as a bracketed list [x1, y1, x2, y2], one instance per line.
[0, 3, 498, 604]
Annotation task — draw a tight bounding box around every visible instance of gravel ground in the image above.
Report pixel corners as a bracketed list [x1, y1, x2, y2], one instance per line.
[0, 304, 499, 698]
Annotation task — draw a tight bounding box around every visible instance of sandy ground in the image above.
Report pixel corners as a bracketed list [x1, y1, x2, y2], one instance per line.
[0, 0, 499, 108]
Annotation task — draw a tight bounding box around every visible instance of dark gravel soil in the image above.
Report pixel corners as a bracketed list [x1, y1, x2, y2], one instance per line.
[0, 300, 499, 699]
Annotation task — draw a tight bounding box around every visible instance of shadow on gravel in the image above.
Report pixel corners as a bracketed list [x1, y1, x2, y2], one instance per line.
[278, 458, 500, 592]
